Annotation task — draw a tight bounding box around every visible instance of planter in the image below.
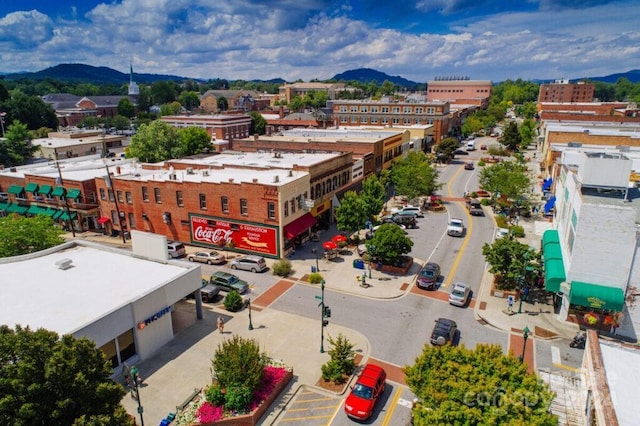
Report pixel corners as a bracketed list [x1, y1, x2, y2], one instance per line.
[426, 204, 446, 212]
[490, 276, 518, 299]
[378, 256, 413, 275]
[475, 190, 491, 198]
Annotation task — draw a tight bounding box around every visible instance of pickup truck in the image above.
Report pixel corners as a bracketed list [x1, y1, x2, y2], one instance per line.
[447, 218, 465, 237]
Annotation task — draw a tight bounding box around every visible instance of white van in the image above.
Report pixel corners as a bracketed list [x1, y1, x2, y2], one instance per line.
[466, 140, 476, 151]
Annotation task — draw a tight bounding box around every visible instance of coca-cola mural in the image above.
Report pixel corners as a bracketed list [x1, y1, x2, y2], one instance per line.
[190, 215, 278, 257]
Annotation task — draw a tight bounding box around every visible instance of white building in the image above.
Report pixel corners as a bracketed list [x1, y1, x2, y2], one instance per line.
[0, 231, 203, 370]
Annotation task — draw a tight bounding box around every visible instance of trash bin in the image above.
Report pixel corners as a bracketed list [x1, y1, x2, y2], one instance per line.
[353, 259, 364, 269]
[311, 266, 317, 273]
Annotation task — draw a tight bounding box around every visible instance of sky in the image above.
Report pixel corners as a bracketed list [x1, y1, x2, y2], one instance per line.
[0, 0, 639, 83]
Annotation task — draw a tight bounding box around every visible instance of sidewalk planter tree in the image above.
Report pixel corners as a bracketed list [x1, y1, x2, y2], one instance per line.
[366, 223, 413, 266]
[321, 333, 356, 385]
[478, 160, 532, 213]
[482, 239, 539, 290]
[404, 344, 557, 425]
[335, 190, 368, 238]
[223, 290, 244, 312]
[390, 151, 442, 201]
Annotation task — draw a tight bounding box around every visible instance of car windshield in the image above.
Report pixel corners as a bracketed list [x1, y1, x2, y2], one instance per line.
[227, 276, 238, 283]
[420, 269, 434, 278]
[452, 289, 466, 297]
[352, 383, 373, 399]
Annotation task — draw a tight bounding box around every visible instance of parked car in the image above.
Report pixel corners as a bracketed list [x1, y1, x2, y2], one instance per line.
[393, 214, 417, 229]
[416, 262, 441, 290]
[454, 149, 469, 156]
[464, 162, 474, 170]
[200, 283, 221, 303]
[430, 318, 457, 345]
[229, 255, 268, 273]
[167, 241, 186, 258]
[187, 250, 226, 265]
[466, 198, 484, 216]
[449, 282, 471, 307]
[447, 218, 465, 237]
[209, 271, 249, 294]
[344, 363, 387, 420]
[480, 144, 488, 150]
[398, 205, 424, 218]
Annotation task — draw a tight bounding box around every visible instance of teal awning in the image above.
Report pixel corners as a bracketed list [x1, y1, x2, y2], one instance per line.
[0, 202, 8, 212]
[542, 229, 559, 247]
[57, 211, 77, 221]
[42, 208, 59, 217]
[39, 185, 52, 195]
[569, 281, 625, 312]
[51, 187, 66, 197]
[543, 242, 562, 261]
[66, 188, 81, 199]
[53, 210, 64, 219]
[25, 183, 39, 193]
[7, 185, 23, 195]
[6, 204, 28, 214]
[27, 204, 45, 215]
[544, 258, 566, 293]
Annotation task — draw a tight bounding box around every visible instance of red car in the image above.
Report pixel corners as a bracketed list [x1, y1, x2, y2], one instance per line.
[344, 364, 387, 420]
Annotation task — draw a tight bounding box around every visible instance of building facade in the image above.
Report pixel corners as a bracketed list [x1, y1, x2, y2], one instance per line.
[160, 114, 252, 152]
[278, 82, 353, 104]
[426, 78, 492, 108]
[538, 80, 595, 103]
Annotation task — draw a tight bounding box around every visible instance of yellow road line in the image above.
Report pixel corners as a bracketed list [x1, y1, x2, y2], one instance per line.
[381, 386, 403, 426]
[278, 414, 333, 422]
[286, 404, 340, 412]
[291, 397, 334, 404]
[552, 363, 581, 373]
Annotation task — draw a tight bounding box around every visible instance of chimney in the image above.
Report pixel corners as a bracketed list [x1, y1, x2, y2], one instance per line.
[116, 166, 121, 175]
[279, 107, 284, 119]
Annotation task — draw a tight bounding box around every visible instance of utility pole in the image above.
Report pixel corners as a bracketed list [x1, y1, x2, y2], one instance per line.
[54, 157, 76, 237]
[104, 164, 127, 244]
[317, 279, 330, 353]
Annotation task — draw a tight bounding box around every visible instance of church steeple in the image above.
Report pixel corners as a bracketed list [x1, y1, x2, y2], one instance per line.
[128, 62, 139, 96]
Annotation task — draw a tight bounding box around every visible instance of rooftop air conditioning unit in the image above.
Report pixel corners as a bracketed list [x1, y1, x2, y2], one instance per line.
[55, 258, 73, 270]
[186, 167, 194, 174]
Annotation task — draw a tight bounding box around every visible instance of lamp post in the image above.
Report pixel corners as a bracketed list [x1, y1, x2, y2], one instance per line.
[519, 326, 530, 362]
[129, 367, 145, 426]
[311, 247, 319, 272]
[247, 298, 253, 330]
[518, 252, 530, 314]
[320, 279, 326, 353]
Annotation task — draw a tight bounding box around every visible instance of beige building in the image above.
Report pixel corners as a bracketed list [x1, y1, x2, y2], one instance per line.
[32, 130, 127, 160]
[278, 82, 355, 104]
[426, 78, 492, 108]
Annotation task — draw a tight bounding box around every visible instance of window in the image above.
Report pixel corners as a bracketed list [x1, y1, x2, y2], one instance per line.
[268, 202, 276, 220]
[371, 117, 378, 124]
[381, 106, 389, 113]
[340, 117, 348, 123]
[117, 190, 124, 203]
[284, 200, 289, 217]
[240, 198, 248, 215]
[176, 191, 183, 207]
[199, 194, 207, 209]
[108, 189, 115, 202]
[125, 191, 132, 204]
[403, 107, 412, 113]
[350, 116, 358, 123]
[128, 212, 136, 229]
[392, 106, 400, 113]
[371, 106, 378, 113]
[361, 106, 368, 113]
[290, 198, 296, 213]
[142, 186, 149, 202]
[110, 210, 119, 225]
[350, 106, 358, 112]
[415, 107, 423, 114]
[339, 106, 347, 112]
[221, 196, 228, 213]
[99, 188, 106, 200]
[154, 188, 162, 204]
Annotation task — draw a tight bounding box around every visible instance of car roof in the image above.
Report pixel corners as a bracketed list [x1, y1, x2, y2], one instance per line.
[422, 262, 439, 271]
[357, 364, 385, 386]
[435, 318, 456, 327]
[452, 282, 468, 290]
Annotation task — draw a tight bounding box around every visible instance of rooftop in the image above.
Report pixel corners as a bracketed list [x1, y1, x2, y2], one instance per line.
[600, 340, 640, 426]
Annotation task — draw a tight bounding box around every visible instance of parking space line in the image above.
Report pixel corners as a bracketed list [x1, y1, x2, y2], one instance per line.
[278, 414, 333, 422]
[286, 404, 338, 412]
[290, 397, 334, 404]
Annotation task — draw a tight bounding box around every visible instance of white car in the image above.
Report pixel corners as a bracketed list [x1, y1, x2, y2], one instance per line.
[449, 282, 471, 307]
[496, 228, 510, 239]
[447, 218, 465, 237]
[187, 250, 226, 265]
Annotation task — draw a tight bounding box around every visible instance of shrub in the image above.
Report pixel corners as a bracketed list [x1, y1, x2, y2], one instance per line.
[205, 383, 225, 406]
[495, 215, 509, 228]
[510, 225, 525, 238]
[480, 198, 491, 206]
[223, 290, 245, 312]
[271, 259, 292, 277]
[321, 359, 344, 383]
[308, 272, 324, 284]
[196, 401, 224, 423]
[212, 335, 267, 395]
[225, 383, 253, 413]
[327, 333, 356, 376]
[478, 160, 486, 167]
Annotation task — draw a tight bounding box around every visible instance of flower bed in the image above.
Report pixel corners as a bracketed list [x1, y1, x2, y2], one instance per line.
[176, 365, 293, 426]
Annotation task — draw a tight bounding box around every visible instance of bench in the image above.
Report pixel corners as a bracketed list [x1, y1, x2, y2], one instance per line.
[176, 388, 201, 412]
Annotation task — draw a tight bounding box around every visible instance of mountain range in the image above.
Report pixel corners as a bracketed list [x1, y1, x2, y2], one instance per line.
[1, 63, 639, 86]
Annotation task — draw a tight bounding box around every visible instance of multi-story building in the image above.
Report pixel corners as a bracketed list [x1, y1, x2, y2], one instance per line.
[159, 114, 252, 152]
[538, 79, 595, 103]
[329, 99, 450, 144]
[278, 82, 354, 104]
[426, 77, 492, 108]
[537, 101, 640, 123]
[31, 129, 127, 160]
[199, 90, 274, 113]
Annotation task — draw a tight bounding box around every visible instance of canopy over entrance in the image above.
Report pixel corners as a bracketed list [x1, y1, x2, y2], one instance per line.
[569, 281, 625, 312]
[283, 213, 317, 240]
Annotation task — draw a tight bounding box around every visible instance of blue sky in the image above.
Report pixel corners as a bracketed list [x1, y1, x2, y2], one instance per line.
[1, 0, 638, 83]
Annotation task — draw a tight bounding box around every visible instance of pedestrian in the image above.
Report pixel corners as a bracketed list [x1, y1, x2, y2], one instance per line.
[217, 316, 225, 334]
[523, 286, 530, 302]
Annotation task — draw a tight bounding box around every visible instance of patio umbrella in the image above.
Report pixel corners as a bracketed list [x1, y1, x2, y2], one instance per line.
[323, 241, 338, 251]
[332, 234, 347, 244]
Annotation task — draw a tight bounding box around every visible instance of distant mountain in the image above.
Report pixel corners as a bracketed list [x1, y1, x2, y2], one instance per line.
[3, 63, 192, 84]
[331, 68, 421, 87]
[583, 69, 640, 83]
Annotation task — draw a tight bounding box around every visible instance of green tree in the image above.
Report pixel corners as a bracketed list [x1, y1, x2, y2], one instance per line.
[501, 121, 522, 151]
[159, 101, 182, 116]
[0, 120, 37, 166]
[212, 335, 266, 393]
[367, 223, 413, 265]
[482, 238, 539, 290]
[289, 95, 304, 112]
[360, 175, 385, 220]
[177, 126, 211, 157]
[126, 120, 180, 162]
[519, 118, 537, 148]
[478, 160, 531, 206]
[149, 80, 177, 105]
[434, 137, 459, 163]
[461, 115, 483, 136]
[111, 115, 132, 133]
[0, 215, 65, 257]
[3, 91, 58, 131]
[177, 91, 201, 111]
[249, 111, 267, 135]
[117, 98, 135, 118]
[0, 325, 132, 425]
[391, 151, 442, 200]
[404, 344, 556, 425]
[380, 80, 395, 95]
[335, 191, 368, 236]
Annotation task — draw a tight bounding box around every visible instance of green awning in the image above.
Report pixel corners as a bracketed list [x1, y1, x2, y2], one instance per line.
[542, 229, 560, 247]
[57, 211, 77, 221]
[25, 183, 39, 193]
[0, 202, 8, 212]
[544, 258, 566, 293]
[51, 187, 66, 197]
[7, 185, 23, 195]
[569, 281, 625, 312]
[53, 210, 64, 219]
[6, 204, 28, 214]
[543, 242, 562, 261]
[42, 208, 59, 217]
[27, 204, 44, 215]
[39, 185, 52, 195]
[66, 188, 81, 199]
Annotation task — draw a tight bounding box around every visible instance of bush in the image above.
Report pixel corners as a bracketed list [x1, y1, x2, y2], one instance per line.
[225, 383, 253, 413]
[272, 259, 292, 277]
[480, 198, 491, 206]
[321, 359, 345, 383]
[308, 272, 324, 284]
[205, 383, 226, 406]
[478, 160, 486, 167]
[223, 290, 245, 312]
[510, 225, 525, 238]
[212, 335, 267, 393]
[327, 334, 355, 376]
[495, 215, 509, 228]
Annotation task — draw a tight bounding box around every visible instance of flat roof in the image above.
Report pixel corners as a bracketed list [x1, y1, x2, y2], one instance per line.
[0, 241, 195, 336]
[281, 128, 402, 140]
[0, 157, 136, 181]
[600, 341, 640, 426]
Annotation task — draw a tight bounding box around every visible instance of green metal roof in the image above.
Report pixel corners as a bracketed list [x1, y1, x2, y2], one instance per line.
[570, 281, 624, 312]
[7, 185, 23, 195]
[542, 229, 560, 247]
[42, 208, 59, 217]
[38, 185, 52, 195]
[543, 242, 562, 261]
[544, 258, 566, 293]
[66, 188, 81, 199]
[0, 202, 8, 212]
[25, 182, 39, 193]
[51, 186, 66, 197]
[27, 204, 44, 215]
[6, 204, 28, 214]
[57, 211, 77, 221]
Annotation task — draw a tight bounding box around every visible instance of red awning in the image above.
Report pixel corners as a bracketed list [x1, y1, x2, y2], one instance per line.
[97, 217, 111, 224]
[283, 213, 317, 240]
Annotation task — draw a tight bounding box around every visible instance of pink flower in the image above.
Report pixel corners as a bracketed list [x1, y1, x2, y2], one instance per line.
[197, 401, 224, 423]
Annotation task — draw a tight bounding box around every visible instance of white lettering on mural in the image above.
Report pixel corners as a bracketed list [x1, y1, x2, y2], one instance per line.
[193, 226, 234, 244]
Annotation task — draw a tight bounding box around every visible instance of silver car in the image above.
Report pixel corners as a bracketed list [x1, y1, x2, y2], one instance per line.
[230, 255, 268, 273]
[187, 251, 226, 265]
[448, 282, 471, 307]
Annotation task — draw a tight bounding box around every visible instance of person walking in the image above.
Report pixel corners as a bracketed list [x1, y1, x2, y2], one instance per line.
[217, 316, 225, 334]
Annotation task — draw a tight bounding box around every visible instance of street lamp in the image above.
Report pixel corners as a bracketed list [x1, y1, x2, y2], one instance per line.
[247, 298, 253, 330]
[311, 247, 319, 273]
[518, 252, 530, 314]
[128, 367, 145, 426]
[320, 279, 326, 353]
[519, 326, 530, 363]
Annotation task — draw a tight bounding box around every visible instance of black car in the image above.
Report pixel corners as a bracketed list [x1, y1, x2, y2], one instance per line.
[454, 149, 469, 156]
[430, 318, 457, 345]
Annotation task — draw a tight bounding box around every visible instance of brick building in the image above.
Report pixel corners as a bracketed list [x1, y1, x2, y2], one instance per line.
[31, 130, 127, 160]
[537, 102, 640, 123]
[159, 114, 252, 152]
[199, 90, 274, 114]
[329, 99, 450, 144]
[278, 82, 354, 104]
[538, 80, 595, 103]
[426, 77, 492, 108]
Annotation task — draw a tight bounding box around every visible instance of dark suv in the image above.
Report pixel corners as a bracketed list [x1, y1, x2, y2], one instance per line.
[430, 318, 457, 345]
[393, 214, 417, 229]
